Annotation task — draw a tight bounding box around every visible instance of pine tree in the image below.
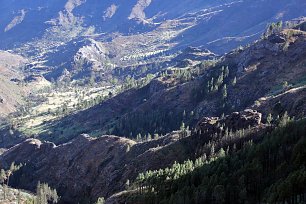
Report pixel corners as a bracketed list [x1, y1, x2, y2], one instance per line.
[267, 113, 273, 125]
[125, 179, 130, 190]
[232, 77, 237, 86]
[213, 185, 225, 204]
[0, 169, 7, 185]
[0, 169, 7, 200]
[282, 81, 288, 90]
[0, 162, 22, 200]
[95, 197, 105, 204]
[224, 66, 229, 78]
[147, 133, 152, 141]
[180, 122, 187, 138]
[279, 111, 290, 127]
[218, 148, 226, 157]
[136, 134, 142, 142]
[36, 182, 59, 204]
[180, 122, 185, 131]
[222, 84, 227, 99]
[126, 144, 131, 153]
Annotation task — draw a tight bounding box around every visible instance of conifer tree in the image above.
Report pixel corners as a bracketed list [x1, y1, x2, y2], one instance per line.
[222, 84, 227, 99]
[267, 113, 273, 125]
[232, 77, 237, 86]
[95, 197, 105, 204]
[35, 182, 59, 204]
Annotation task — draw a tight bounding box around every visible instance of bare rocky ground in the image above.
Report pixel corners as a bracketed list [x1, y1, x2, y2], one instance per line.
[0, 185, 34, 204]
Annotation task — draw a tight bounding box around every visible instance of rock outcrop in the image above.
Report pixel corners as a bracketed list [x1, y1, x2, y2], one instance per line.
[195, 109, 262, 136]
[0, 132, 183, 203]
[1, 135, 135, 203]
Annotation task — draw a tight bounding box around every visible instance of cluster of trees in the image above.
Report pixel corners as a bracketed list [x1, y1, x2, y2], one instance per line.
[0, 162, 22, 200]
[131, 121, 190, 143]
[135, 133, 160, 142]
[52, 94, 109, 117]
[168, 68, 193, 83]
[112, 55, 214, 140]
[133, 153, 225, 197]
[0, 162, 58, 204]
[128, 115, 304, 204]
[112, 110, 183, 139]
[194, 127, 254, 160]
[111, 109, 194, 140]
[130, 116, 265, 201]
[114, 61, 161, 80]
[206, 66, 230, 94]
[35, 182, 58, 204]
[158, 59, 218, 84]
[263, 21, 283, 38]
[192, 65, 235, 107]
[118, 74, 155, 92]
[108, 59, 222, 140]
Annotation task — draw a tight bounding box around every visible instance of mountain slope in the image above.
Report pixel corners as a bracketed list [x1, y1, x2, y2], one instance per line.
[0, 51, 27, 117]
[21, 23, 306, 145]
[0, 17, 306, 204]
[0, 51, 52, 118]
[121, 118, 306, 204]
[0, 109, 264, 203]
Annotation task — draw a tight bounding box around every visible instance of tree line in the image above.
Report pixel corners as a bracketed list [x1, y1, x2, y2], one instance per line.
[126, 114, 305, 204]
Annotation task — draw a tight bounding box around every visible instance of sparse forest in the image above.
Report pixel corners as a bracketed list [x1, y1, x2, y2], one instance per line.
[128, 118, 306, 204]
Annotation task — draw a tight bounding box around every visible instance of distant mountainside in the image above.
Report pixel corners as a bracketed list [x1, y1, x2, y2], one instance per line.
[0, 0, 305, 136]
[0, 0, 305, 82]
[0, 51, 52, 118]
[0, 51, 27, 117]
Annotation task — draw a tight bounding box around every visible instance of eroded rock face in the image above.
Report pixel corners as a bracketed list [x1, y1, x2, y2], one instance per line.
[1, 135, 135, 203]
[196, 109, 262, 135]
[0, 133, 182, 203]
[224, 109, 262, 129]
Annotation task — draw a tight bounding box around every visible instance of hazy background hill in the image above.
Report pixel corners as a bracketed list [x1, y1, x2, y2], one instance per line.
[0, 0, 305, 82]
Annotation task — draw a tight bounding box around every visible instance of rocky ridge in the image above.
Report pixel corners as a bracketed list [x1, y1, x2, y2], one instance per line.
[0, 109, 265, 203]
